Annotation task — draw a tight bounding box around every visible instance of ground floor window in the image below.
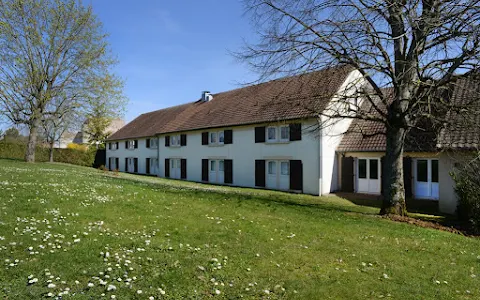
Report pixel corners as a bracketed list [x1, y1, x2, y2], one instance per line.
[356, 158, 381, 194]
[414, 158, 439, 200]
[170, 158, 181, 179]
[266, 160, 289, 190]
[126, 157, 138, 173]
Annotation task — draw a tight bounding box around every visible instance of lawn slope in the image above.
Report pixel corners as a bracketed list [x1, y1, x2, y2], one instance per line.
[0, 159, 478, 299]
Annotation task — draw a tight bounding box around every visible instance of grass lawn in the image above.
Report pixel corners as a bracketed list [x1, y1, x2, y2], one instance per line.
[0, 159, 479, 299]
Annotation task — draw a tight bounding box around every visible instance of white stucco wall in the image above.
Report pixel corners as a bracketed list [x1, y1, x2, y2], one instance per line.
[342, 151, 458, 214]
[158, 120, 321, 195]
[106, 139, 159, 174]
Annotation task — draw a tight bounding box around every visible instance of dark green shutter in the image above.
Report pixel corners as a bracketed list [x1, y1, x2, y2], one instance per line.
[164, 159, 170, 178]
[181, 159, 187, 179]
[255, 127, 265, 143]
[224, 160, 233, 184]
[341, 157, 354, 192]
[202, 159, 209, 181]
[255, 160, 266, 187]
[202, 132, 209, 145]
[289, 123, 302, 141]
[224, 130, 233, 144]
[165, 136, 170, 147]
[289, 160, 303, 191]
[180, 134, 187, 146]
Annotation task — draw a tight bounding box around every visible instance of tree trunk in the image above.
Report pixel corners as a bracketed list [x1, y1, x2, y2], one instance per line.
[380, 125, 407, 215]
[25, 119, 40, 163]
[49, 141, 54, 163]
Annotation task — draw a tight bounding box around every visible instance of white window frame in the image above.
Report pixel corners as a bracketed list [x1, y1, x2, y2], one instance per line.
[280, 161, 290, 175]
[111, 143, 118, 151]
[170, 135, 180, 147]
[150, 138, 158, 149]
[209, 131, 224, 146]
[268, 161, 277, 175]
[267, 127, 277, 142]
[127, 140, 135, 150]
[280, 125, 290, 142]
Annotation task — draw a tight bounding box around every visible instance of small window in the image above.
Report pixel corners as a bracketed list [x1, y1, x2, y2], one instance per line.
[417, 160, 428, 182]
[268, 161, 277, 175]
[369, 159, 378, 179]
[210, 132, 217, 144]
[210, 160, 216, 172]
[128, 140, 135, 149]
[280, 161, 289, 175]
[432, 160, 439, 183]
[280, 126, 289, 141]
[218, 131, 225, 144]
[150, 138, 158, 148]
[219, 160, 224, 172]
[358, 159, 367, 179]
[171, 135, 180, 146]
[267, 127, 277, 141]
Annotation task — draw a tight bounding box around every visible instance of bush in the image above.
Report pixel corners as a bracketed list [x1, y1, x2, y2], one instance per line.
[0, 140, 102, 167]
[66, 143, 89, 152]
[452, 157, 480, 234]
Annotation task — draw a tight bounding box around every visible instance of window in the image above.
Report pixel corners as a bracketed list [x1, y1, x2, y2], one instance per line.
[280, 161, 289, 175]
[280, 126, 289, 141]
[432, 160, 439, 183]
[210, 160, 216, 172]
[417, 160, 428, 182]
[268, 161, 277, 175]
[219, 160, 224, 172]
[369, 159, 378, 179]
[111, 143, 118, 150]
[210, 132, 217, 144]
[267, 127, 277, 141]
[128, 140, 135, 149]
[209, 131, 224, 145]
[218, 131, 225, 144]
[171, 135, 180, 146]
[358, 159, 367, 179]
[150, 138, 158, 148]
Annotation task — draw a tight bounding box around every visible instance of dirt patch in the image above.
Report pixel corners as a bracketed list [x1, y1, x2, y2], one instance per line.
[385, 214, 470, 236]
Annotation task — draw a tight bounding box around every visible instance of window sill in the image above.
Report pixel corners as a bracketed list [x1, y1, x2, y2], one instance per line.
[169, 145, 181, 148]
[265, 140, 290, 144]
[208, 143, 225, 147]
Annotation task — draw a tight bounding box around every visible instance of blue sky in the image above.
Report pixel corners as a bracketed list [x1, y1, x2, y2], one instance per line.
[91, 0, 258, 122]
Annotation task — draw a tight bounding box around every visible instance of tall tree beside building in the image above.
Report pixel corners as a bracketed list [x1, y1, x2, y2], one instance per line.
[237, 0, 480, 215]
[0, 0, 126, 162]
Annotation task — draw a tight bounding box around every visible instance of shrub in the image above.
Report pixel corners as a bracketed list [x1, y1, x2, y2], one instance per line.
[452, 156, 480, 234]
[66, 143, 89, 152]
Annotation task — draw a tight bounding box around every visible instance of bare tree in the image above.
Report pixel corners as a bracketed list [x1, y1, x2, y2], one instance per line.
[0, 0, 126, 162]
[237, 0, 480, 215]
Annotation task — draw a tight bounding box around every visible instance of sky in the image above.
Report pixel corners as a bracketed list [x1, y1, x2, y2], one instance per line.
[90, 0, 259, 123]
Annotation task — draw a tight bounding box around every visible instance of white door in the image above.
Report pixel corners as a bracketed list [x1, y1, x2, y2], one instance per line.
[266, 160, 290, 191]
[150, 158, 158, 175]
[414, 159, 439, 200]
[170, 159, 181, 179]
[209, 160, 225, 183]
[266, 161, 277, 189]
[357, 158, 380, 194]
[127, 158, 134, 173]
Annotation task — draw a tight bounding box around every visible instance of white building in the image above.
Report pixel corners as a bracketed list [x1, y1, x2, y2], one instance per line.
[106, 66, 478, 214]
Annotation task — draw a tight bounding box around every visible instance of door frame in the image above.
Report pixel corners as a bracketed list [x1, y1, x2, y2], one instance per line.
[413, 158, 439, 200]
[356, 157, 381, 195]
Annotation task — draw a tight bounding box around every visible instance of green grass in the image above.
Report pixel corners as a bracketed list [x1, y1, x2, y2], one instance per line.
[0, 159, 478, 299]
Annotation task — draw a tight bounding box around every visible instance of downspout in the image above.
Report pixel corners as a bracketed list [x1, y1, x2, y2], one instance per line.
[318, 119, 323, 195]
[157, 135, 160, 177]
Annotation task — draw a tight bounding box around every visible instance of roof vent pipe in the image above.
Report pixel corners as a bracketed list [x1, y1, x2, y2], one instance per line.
[201, 91, 213, 101]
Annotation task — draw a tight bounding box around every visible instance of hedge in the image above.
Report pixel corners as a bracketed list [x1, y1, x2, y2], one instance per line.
[0, 140, 103, 167]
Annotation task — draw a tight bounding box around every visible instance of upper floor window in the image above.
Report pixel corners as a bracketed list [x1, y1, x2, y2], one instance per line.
[126, 140, 138, 149]
[109, 142, 118, 150]
[209, 131, 224, 145]
[147, 138, 158, 149]
[266, 125, 289, 143]
[171, 135, 180, 147]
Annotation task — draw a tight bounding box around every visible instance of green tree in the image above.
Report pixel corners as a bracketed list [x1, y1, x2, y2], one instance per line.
[4, 127, 19, 139]
[0, 0, 126, 162]
[238, 0, 480, 215]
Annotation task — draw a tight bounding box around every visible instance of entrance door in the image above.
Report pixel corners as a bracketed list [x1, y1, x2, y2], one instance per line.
[209, 160, 225, 183]
[170, 159, 181, 179]
[414, 159, 439, 200]
[357, 158, 380, 194]
[266, 160, 290, 190]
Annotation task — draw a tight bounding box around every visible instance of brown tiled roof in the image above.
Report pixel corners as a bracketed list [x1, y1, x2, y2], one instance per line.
[338, 75, 480, 152]
[108, 65, 354, 140]
[437, 75, 480, 150]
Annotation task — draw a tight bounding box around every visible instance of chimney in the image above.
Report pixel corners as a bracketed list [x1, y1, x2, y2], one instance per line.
[201, 91, 213, 101]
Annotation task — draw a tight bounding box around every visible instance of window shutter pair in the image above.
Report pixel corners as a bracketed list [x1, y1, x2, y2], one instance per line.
[125, 158, 128, 172]
[134, 158, 138, 173]
[146, 158, 151, 174]
[165, 159, 170, 178]
[180, 134, 187, 146]
[165, 136, 170, 147]
[254, 159, 302, 191]
[201, 159, 209, 181]
[224, 160, 233, 184]
[146, 139, 150, 148]
[181, 159, 187, 179]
